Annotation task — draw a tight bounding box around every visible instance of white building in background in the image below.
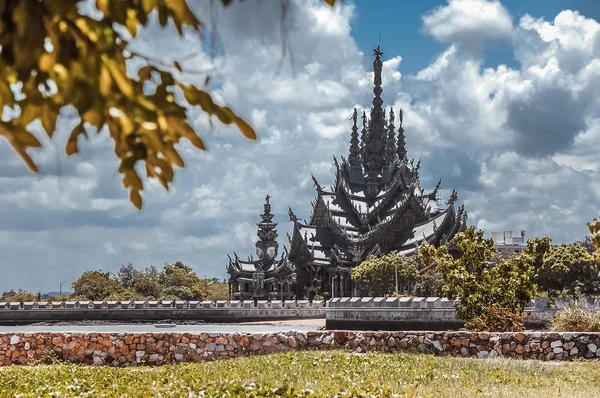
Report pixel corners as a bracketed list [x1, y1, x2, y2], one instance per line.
[491, 231, 526, 253]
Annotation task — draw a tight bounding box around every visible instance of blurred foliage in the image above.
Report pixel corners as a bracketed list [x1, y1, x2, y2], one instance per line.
[351, 252, 419, 296]
[419, 226, 538, 331]
[588, 218, 600, 261]
[0, 0, 335, 209]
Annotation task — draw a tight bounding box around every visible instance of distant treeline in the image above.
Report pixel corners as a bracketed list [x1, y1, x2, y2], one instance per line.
[2, 261, 229, 302]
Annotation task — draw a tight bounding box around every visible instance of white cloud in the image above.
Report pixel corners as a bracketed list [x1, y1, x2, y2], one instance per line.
[422, 0, 513, 51]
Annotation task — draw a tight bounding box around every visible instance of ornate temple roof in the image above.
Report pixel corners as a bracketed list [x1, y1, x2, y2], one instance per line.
[227, 195, 296, 280]
[287, 46, 468, 267]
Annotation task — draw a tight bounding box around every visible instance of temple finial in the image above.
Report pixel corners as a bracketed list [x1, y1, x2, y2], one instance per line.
[397, 108, 406, 161]
[385, 107, 397, 165]
[348, 108, 361, 166]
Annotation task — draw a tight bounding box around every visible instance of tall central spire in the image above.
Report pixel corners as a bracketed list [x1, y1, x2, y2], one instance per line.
[363, 46, 387, 180]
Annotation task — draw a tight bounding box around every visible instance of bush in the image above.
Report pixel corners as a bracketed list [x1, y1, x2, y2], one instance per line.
[549, 307, 600, 332]
[466, 304, 525, 332]
[419, 226, 538, 331]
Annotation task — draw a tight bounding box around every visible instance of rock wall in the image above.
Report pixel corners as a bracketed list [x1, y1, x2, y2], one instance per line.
[2, 331, 600, 366]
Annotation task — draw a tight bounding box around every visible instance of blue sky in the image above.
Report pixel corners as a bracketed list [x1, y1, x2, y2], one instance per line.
[0, 0, 599, 292]
[352, 0, 599, 73]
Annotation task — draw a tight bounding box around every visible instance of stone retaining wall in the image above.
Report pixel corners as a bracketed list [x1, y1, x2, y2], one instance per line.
[2, 331, 600, 366]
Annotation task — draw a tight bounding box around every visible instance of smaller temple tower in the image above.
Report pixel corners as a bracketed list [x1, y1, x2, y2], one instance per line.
[227, 195, 296, 300]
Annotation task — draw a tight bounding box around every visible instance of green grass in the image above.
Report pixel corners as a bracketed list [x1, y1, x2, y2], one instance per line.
[2, 351, 600, 397]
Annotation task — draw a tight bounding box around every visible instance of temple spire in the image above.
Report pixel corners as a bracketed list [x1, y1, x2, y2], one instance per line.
[397, 108, 407, 161]
[385, 107, 397, 165]
[360, 111, 368, 170]
[364, 46, 387, 175]
[348, 108, 361, 166]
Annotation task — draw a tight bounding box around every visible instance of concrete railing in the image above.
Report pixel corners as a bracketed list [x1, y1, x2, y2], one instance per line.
[0, 300, 326, 325]
[324, 297, 582, 330]
[0, 299, 325, 310]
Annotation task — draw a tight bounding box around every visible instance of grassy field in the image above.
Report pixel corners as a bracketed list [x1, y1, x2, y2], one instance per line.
[1, 351, 600, 397]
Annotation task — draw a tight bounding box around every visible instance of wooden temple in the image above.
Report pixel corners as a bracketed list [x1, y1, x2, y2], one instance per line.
[286, 46, 468, 299]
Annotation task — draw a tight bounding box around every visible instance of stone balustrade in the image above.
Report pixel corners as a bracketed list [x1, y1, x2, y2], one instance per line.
[0, 300, 325, 325]
[325, 297, 579, 330]
[2, 331, 600, 366]
[0, 299, 325, 310]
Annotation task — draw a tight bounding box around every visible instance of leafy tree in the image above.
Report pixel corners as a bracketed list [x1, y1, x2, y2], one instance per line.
[537, 243, 600, 299]
[158, 260, 205, 300]
[201, 278, 230, 301]
[1, 289, 37, 302]
[576, 236, 596, 255]
[132, 273, 162, 299]
[0, 0, 335, 209]
[351, 252, 419, 296]
[117, 263, 140, 289]
[71, 270, 122, 301]
[161, 285, 194, 301]
[420, 226, 538, 331]
[414, 271, 443, 297]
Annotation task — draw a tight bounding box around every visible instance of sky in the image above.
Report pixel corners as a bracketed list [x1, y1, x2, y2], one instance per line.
[1, 0, 599, 293]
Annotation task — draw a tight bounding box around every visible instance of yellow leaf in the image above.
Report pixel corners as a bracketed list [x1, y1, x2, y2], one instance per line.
[130, 189, 142, 210]
[165, 0, 201, 30]
[99, 64, 112, 96]
[41, 104, 59, 138]
[165, 147, 185, 168]
[141, 0, 158, 14]
[214, 106, 234, 124]
[20, 104, 41, 126]
[125, 8, 139, 37]
[233, 116, 257, 140]
[39, 53, 54, 72]
[13, 144, 39, 173]
[124, 170, 143, 191]
[167, 116, 205, 150]
[324, 0, 336, 6]
[105, 59, 134, 98]
[82, 108, 104, 127]
[65, 122, 86, 156]
[0, 122, 39, 172]
[14, 130, 42, 148]
[137, 65, 153, 82]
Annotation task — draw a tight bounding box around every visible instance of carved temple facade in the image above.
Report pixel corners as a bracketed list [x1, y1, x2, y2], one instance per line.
[226, 46, 468, 300]
[226, 196, 296, 300]
[286, 46, 467, 300]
